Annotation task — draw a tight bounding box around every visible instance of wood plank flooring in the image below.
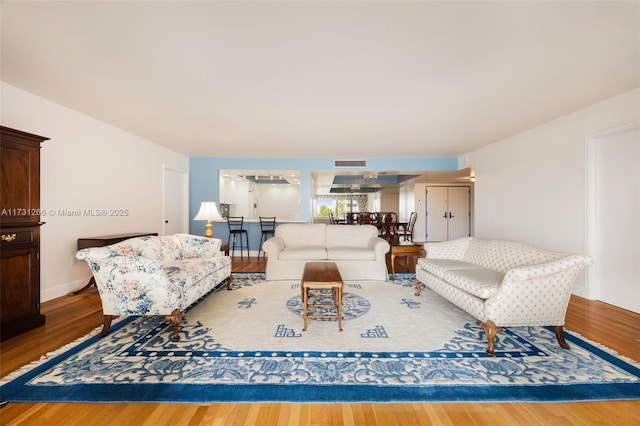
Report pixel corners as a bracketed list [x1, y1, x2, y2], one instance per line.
[1, 256, 639, 425]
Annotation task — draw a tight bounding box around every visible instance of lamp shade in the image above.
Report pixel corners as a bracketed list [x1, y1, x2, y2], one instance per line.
[194, 201, 221, 221]
[193, 202, 222, 237]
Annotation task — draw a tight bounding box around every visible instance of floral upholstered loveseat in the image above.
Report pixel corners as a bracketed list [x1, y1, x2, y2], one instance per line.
[415, 237, 593, 356]
[76, 234, 232, 341]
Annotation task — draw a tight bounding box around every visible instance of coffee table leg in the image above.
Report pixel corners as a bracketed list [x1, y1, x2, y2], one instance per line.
[391, 254, 396, 280]
[337, 286, 343, 331]
[302, 286, 308, 331]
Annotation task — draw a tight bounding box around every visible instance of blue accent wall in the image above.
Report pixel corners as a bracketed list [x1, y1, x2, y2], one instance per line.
[189, 157, 458, 240]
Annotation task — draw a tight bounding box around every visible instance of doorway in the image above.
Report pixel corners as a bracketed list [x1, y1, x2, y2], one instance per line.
[586, 121, 640, 313]
[163, 167, 188, 235]
[425, 186, 471, 242]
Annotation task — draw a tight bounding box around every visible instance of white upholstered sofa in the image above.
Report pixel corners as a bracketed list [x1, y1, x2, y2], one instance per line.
[415, 237, 593, 355]
[76, 234, 232, 341]
[262, 224, 390, 281]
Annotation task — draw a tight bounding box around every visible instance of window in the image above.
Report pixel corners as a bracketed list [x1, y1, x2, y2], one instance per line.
[314, 196, 363, 220]
[316, 199, 335, 218]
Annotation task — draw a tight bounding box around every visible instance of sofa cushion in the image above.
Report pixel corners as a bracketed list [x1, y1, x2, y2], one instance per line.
[464, 239, 562, 273]
[424, 237, 472, 260]
[326, 224, 378, 248]
[275, 224, 327, 248]
[418, 257, 504, 299]
[107, 240, 144, 257]
[441, 268, 504, 299]
[278, 246, 327, 260]
[158, 235, 184, 262]
[107, 236, 183, 263]
[327, 247, 376, 261]
[417, 258, 479, 281]
[111, 255, 162, 274]
[176, 234, 222, 259]
[164, 257, 230, 289]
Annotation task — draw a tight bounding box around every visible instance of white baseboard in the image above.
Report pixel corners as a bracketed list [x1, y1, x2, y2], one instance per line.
[42, 277, 92, 303]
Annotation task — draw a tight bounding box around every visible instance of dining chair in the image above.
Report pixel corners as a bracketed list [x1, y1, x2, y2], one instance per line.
[358, 212, 375, 224]
[397, 211, 417, 241]
[373, 212, 384, 229]
[258, 216, 276, 260]
[381, 212, 398, 241]
[227, 216, 249, 259]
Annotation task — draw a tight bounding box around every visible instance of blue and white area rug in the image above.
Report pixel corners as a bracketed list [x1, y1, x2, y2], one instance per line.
[1, 273, 639, 403]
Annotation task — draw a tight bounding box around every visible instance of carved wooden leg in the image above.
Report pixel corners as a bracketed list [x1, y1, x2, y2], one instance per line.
[165, 309, 182, 342]
[554, 325, 570, 349]
[226, 274, 233, 290]
[99, 315, 114, 338]
[414, 279, 422, 296]
[69, 276, 96, 295]
[481, 320, 502, 356]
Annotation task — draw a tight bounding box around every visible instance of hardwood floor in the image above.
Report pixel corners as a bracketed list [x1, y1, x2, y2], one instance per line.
[1, 256, 639, 425]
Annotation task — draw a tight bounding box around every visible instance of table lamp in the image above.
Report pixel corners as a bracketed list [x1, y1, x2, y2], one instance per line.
[193, 201, 222, 238]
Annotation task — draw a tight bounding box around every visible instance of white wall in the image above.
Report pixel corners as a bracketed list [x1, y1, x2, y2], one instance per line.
[256, 184, 300, 220]
[220, 177, 301, 220]
[1, 83, 189, 301]
[220, 176, 262, 218]
[379, 188, 400, 214]
[463, 88, 640, 297]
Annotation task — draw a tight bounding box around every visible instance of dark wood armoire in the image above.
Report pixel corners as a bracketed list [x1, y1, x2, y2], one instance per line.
[0, 126, 49, 341]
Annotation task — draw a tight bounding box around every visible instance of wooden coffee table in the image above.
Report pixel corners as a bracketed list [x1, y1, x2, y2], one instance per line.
[301, 262, 344, 331]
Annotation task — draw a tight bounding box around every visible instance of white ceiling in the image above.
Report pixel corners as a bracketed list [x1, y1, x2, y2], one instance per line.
[2, 1, 638, 159]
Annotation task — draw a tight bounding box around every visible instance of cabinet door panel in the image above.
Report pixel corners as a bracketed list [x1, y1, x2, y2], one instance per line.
[1, 248, 39, 323]
[0, 141, 40, 223]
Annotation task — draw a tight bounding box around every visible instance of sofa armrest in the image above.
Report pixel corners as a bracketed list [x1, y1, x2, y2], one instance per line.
[76, 247, 112, 261]
[485, 255, 593, 326]
[263, 236, 285, 259]
[75, 255, 167, 315]
[424, 237, 472, 260]
[369, 237, 391, 260]
[505, 254, 593, 282]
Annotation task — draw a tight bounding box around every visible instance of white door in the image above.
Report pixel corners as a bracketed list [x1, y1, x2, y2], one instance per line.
[425, 186, 471, 241]
[163, 167, 187, 235]
[448, 187, 471, 240]
[426, 187, 449, 241]
[589, 126, 639, 313]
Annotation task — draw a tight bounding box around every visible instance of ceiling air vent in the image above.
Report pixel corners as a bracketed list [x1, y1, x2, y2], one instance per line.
[334, 160, 367, 168]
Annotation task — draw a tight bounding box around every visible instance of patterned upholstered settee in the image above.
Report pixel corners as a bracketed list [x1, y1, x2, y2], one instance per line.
[76, 234, 232, 341]
[415, 237, 592, 356]
[263, 224, 390, 281]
